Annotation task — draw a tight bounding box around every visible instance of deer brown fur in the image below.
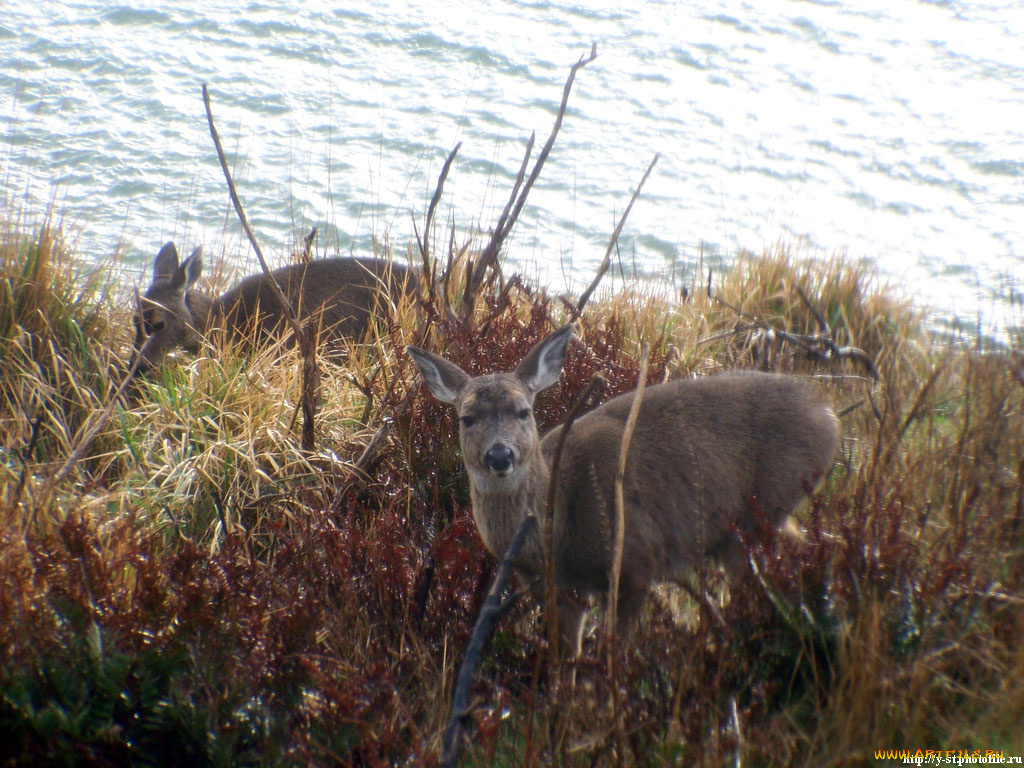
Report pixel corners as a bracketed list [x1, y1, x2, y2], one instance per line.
[130, 242, 414, 376]
[407, 323, 839, 653]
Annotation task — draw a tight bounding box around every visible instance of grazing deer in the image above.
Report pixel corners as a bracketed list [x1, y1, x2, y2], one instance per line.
[407, 324, 839, 653]
[130, 242, 414, 377]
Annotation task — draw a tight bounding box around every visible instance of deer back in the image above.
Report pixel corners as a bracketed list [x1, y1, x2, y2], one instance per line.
[213, 256, 413, 342]
[543, 371, 839, 593]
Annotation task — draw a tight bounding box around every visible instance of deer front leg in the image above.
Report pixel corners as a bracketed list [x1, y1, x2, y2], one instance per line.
[527, 578, 589, 657]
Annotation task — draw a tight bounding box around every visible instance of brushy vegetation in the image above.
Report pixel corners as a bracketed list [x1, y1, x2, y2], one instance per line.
[1, 201, 1022, 767]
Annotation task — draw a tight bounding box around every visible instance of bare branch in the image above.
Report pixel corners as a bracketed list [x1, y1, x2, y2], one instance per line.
[421, 142, 462, 270]
[606, 342, 649, 648]
[462, 45, 597, 319]
[705, 285, 878, 378]
[203, 83, 321, 449]
[574, 153, 660, 318]
[489, 132, 535, 255]
[505, 43, 598, 241]
[11, 412, 43, 510]
[794, 281, 829, 336]
[301, 227, 317, 262]
[441, 513, 538, 768]
[351, 394, 411, 478]
[897, 365, 942, 441]
[203, 85, 300, 340]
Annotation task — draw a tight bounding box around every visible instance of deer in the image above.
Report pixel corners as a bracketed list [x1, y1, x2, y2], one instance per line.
[406, 323, 840, 654]
[129, 241, 415, 377]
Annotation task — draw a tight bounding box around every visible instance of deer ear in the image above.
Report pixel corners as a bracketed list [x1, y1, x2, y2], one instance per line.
[515, 323, 573, 397]
[153, 242, 180, 281]
[174, 245, 203, 290]
[407, 346, 470, 405]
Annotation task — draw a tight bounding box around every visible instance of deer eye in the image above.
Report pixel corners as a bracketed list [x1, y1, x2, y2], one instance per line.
[140, 309, 164, 335]
[517, 408, 531, 420]
[459, 416, 475, 428]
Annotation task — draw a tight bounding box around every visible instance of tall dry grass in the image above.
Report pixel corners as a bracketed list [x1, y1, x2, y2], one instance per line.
[1, 203, 1022, 766]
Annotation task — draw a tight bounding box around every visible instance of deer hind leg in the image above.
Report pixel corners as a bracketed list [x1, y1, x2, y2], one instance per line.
[610, 583, 650, 640]
[557, 595, 588, 657]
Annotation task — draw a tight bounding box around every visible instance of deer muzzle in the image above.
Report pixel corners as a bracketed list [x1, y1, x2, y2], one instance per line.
[483, 444, 516, 475]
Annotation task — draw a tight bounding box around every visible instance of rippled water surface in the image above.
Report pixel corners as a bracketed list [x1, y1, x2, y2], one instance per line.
[2, 0, 1022, 334]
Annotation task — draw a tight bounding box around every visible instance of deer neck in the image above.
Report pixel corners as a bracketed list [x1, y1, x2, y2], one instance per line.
[185, 290, 214, 333]
[468, 451, 550, 564]
[180, 290, 214, 351]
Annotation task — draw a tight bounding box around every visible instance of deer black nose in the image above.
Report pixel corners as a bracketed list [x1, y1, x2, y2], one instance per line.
[484, 445, 515, 474]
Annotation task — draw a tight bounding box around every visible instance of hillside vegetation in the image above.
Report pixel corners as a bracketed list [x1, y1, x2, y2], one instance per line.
[1, 208, 1022, 766]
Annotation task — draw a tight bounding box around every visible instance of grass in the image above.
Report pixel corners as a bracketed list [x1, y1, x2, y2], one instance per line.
[1, 200, 1022, 767]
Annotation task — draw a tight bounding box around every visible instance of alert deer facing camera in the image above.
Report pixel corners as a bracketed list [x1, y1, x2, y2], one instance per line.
[407, 324, 839, 654]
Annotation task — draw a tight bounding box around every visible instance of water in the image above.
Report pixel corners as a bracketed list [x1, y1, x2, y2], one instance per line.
[2, 0, 1022, 339]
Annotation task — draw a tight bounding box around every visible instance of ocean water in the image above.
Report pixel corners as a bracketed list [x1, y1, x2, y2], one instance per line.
[2, 0, 1022, 338]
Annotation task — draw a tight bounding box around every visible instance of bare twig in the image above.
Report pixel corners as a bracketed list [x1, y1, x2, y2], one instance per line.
[705, 287, 878, 378]
[1012, 358, 1024, 389]
[420, 142, 462, 298]
[606, 342, 649, 647]
[11, 411, 43, 510]
[794, 282, 828, 335]
[203, 85, 300, 339]
[574, 153, 660, 318]
[202, 83, 320, 450]
[897, 366, 942, 441]
[506, 42, 596, 237]
[462, 45, 597, 320]
[351, 397, 411, 477]
[441, 513, 538, 768]
[487, 132, 535, 262]
[464, 130, 535, 309]
[837, 399, 867, 419]
[334, 377, 416, 501]
[301, 227, 317, 262]
[417, 143, 462, 272]
[730, 695, 744, 768]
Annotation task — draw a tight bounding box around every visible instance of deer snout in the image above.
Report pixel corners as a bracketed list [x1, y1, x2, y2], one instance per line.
[483, 444, 516, 475]
[127, 351, 148, 379]
[127, 333, 162, 379]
